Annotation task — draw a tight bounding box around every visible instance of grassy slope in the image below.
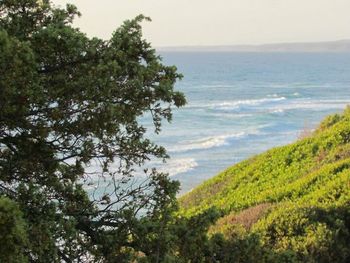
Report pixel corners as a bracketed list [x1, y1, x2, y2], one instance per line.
[180, 107, 350, 232]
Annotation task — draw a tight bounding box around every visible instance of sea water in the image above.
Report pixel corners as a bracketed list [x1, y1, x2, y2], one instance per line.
[144, 52, 350, 195]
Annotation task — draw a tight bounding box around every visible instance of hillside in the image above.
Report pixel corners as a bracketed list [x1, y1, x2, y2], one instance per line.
[180, 107, 350, 262]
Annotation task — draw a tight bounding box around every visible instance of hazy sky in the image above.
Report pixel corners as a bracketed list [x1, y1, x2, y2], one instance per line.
[53, 0, 350, 47]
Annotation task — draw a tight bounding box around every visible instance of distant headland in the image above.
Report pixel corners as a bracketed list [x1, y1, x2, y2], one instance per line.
[157, 39, 350, 52]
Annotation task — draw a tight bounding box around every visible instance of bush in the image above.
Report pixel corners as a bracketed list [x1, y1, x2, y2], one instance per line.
[254, 204, 350, 263]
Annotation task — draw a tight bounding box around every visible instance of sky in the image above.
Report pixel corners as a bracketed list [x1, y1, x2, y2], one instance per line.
[52, 0, 350, 47]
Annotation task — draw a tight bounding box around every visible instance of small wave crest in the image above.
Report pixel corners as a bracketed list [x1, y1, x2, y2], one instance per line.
[187, 97, 348, 115]
[157, 158, 198, 177]
[187, 97, 286, 111]
[169, 131, 256, 153]
[270, 109, 285, 114]
[271, 99, 348, 112]
[214, 97, 286, 111]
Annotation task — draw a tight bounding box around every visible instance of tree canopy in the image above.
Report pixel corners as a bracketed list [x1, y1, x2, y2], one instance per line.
[0, 0, 189, 261]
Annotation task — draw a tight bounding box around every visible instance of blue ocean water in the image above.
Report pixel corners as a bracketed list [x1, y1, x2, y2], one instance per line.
[144, 52, 350, 195]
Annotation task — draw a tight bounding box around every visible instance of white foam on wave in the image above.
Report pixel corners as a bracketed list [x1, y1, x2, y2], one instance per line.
[189, 95, 343, 117]
[82, 157, 199, 189]
[214, 97, 286, 111]
[169, 131, 256, 153]
[187, 97, 287, 111]
[270, 99, 348, 112]
[157, 158, 198, 177]
[188, 97, 348, 115]
[271, 109, 285, 114]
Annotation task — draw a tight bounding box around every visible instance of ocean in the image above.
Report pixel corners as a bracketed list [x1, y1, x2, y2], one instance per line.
[144, 52, 350, 195]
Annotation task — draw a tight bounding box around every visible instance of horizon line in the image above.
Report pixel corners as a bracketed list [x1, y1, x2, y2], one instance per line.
[154, 39, 350, 49]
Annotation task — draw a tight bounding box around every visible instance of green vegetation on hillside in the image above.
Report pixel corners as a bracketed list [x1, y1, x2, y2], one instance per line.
[180, 107, 350, 262]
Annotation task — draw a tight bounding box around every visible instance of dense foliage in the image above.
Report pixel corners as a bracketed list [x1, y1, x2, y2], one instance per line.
[0, 0, 192, 262]
[180, 107, 350, 262]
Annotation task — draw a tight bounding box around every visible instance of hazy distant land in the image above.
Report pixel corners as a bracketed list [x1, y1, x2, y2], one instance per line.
[157, 39, 350, 52]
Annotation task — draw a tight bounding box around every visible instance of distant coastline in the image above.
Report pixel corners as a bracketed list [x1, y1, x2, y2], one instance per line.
[157, 39, 350, 52]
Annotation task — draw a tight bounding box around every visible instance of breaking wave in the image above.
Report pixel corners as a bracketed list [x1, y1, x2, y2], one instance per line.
[169, 131, 259, 153]
[157, 158, 198, 177]
[187, 97, 286, 111]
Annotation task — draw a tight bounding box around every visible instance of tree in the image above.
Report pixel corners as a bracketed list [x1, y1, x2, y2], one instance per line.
[0, 0, 186, 261]
[0, 197, 28, 263]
